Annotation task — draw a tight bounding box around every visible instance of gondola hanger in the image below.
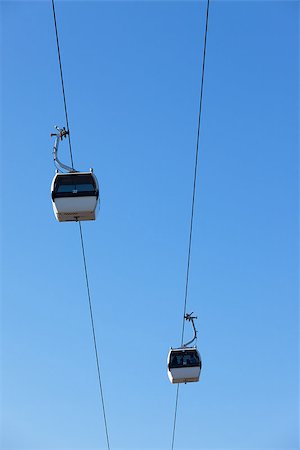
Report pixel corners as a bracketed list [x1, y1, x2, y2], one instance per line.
[182, 313, 198, 348]
[50, 126, 100, 222]
[167, 313, 202, 384]
[51, 126, 76, 173]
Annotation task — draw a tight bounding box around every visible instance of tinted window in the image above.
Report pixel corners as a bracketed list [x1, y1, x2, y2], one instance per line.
[169, 350, 200, 368]
[55, 175, 96, 193]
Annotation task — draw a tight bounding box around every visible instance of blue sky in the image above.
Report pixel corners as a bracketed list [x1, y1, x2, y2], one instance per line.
[1, 1, 298, 449]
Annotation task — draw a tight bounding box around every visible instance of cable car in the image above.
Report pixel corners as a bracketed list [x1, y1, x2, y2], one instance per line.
[51, 171, 99, 222]
[167, 347, 201, 384]
[167, 312, 202, 384]
[50, 126, 99, 222]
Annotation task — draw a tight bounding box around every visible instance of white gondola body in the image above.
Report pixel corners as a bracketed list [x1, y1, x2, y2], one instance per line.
[51, 172, 99, 222]
[52, 196, 97, 222]
[167, 347, 201, 384]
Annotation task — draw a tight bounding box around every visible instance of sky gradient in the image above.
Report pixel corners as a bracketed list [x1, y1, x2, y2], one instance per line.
[1, 1, 298, 449]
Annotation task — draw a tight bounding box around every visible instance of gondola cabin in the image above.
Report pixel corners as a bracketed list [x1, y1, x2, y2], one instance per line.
[167, 347, 201, 384]
[51, 171, 99, 222]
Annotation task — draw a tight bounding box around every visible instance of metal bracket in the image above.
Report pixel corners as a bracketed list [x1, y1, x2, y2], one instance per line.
[183, 312, 198, 347]
[51, 126, 76, 173]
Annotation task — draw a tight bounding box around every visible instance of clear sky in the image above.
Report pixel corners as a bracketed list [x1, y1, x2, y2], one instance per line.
[1, 1, 298, 449]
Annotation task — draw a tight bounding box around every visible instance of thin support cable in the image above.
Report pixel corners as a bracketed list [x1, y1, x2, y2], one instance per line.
[171, 1, 210, 448]
[79, 222, 111, 450]
[171, 385, 180, 450]
[51, 1, 109, 447]
[180, 0, 210, 347]
[51, 0, 75, 169]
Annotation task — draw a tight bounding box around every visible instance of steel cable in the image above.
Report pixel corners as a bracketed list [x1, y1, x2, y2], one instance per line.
[51, 0, 74, 169]
[79, 223, 111, 450]
[171, 0, 210, 448]
[51, 2, 111, 448]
